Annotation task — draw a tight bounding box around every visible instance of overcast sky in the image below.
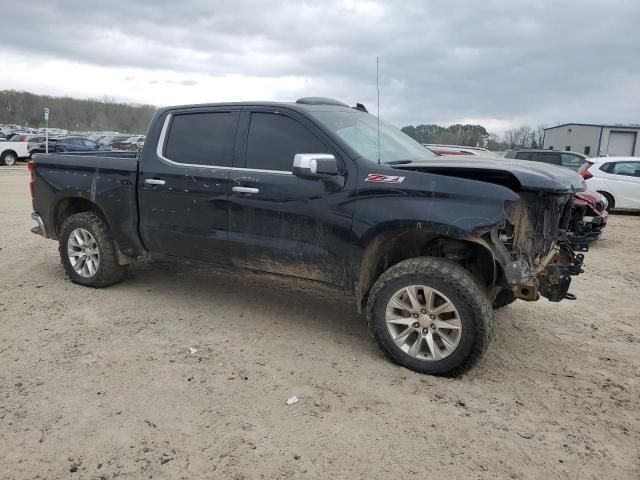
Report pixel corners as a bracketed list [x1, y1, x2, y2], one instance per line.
[2, 0, 639, 133]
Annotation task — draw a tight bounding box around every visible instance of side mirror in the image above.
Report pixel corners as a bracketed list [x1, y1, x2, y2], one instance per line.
[292, 154, 338, 178]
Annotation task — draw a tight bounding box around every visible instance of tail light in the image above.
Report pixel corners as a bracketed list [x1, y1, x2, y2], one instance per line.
[28, 160, 36, 199]
[579, 163, 594, 180]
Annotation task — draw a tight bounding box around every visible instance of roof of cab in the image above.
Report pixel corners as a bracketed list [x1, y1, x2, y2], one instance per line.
[155, 97, 367, 116]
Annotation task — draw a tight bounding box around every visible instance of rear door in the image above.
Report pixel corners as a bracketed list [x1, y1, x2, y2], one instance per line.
[603, 161, 640, 209]
[138, 108, 240, 264]
[227, 109, 357, 286]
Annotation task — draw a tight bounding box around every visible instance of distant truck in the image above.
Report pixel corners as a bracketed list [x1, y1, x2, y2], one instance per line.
[1, 139, 29, 166]
[29, 97, 586, 375]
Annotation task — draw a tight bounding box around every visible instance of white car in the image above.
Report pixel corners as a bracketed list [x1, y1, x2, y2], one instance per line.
[580, 157, 640, 211]
[1, 139, 30, 166]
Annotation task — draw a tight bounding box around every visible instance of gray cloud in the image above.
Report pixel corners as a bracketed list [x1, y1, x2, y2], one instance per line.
[5, 0, 640, 131]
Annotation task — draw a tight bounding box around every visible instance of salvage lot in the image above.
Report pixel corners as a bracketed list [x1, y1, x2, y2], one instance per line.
[0, 164, 638, 479]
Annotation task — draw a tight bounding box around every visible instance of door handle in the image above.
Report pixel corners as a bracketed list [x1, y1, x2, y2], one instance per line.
[144, 178, 166, 185]
[232, 186, 259, 194]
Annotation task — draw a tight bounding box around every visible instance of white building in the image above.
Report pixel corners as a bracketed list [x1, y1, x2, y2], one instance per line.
[543, 123, 640, 157]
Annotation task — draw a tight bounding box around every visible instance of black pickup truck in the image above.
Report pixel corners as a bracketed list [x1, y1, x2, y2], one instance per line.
[30, 97, 586, 376]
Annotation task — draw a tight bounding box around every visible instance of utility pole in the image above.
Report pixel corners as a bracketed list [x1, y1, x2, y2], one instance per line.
[44, 108, 49, 154]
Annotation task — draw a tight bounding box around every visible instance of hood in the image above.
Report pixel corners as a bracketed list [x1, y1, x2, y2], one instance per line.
[392, 155, 586, 194]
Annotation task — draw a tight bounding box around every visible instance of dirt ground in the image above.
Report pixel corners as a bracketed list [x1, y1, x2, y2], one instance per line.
[1, 163, 638, 480]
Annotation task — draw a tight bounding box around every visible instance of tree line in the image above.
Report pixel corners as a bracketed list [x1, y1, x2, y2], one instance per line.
[0, 90, 156, 134]
[1, 89, 549, 148]
[401, 123, 548, 150]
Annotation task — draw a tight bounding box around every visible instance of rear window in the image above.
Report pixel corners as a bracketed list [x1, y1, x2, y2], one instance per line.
[561, 153, 586, 170]
[532, 152, 562, 165]
[164, 112, 237, 167]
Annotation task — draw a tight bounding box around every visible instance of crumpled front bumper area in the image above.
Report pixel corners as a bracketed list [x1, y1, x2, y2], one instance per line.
[489, 193, 586, 302]
[535, 243, 585, 301]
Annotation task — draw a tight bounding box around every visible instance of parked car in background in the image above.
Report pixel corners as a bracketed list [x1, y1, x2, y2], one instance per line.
[580, 157, 640, 211]
[32, 138, 60, 153]
[504, 148, 608, 241]
[505, 149, 588, 171]
[5, 132, 23, 141]
[26, 136, 47, 157]
[7, 134, 48, 157]
[1, 139, 29, 165]
[111, 135, 145, 150]
[568, 191, 608, 243]
[424, 144, 501, 157]
[98, 135, 131, 150]
[31, 136, 101, 154]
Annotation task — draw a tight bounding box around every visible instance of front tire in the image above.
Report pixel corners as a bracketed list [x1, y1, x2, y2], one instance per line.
[366, 257, 493, 376]
[59, 212, 126, 287]
[1, 151, 17, 166]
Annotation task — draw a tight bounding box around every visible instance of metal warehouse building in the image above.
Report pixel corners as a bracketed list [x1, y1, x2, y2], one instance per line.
[543, 123, 640, 157]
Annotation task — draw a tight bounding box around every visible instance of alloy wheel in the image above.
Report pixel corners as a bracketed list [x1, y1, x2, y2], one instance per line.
[67, 228, 100, 278]
[385, 285, 462, 361]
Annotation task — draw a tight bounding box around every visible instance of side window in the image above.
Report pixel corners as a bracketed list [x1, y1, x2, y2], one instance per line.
[611, 162, 640, 177]
[245, 113, 329, 171]
[600, 162, 613, 173]
[561, 153, 585, 168]
[533, 152, 562, 165]
[164, 112, 237, 167]
[516, 152, 532, 160]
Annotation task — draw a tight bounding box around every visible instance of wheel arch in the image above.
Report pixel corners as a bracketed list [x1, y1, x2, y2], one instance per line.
[1, 149, 18, 161]
[52, 197, 107, 240]
[356, 228, 497, 311]
[596, 190, 615, 209]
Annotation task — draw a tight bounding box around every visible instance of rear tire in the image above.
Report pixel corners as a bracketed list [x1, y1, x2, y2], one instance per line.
[366, 257, 493, 376]
[1, 151, 17, 166]
[599, 191, 615, 212]
[59, 212, 126, 287]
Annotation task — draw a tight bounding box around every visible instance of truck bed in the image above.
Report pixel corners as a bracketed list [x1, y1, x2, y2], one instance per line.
[31, 151, 146, 257]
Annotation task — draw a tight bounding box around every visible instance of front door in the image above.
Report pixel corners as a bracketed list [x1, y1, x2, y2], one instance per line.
[227, 109, 357, 287]
[138, 108, 240, 264]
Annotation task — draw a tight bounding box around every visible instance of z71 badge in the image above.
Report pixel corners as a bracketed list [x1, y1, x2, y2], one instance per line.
[365, 173, 406, 184]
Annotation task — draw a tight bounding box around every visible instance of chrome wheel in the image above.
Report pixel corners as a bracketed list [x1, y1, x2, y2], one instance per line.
[385, 285, 462, 361]
[3, 153, 16, 166]
[67, 228, 100, 278]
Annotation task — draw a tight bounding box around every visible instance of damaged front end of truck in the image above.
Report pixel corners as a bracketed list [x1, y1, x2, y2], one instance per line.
[487, 192, 586, 302]
[393, 158, 588, 304]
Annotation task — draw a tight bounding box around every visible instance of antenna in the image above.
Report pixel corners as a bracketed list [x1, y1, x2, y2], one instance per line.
[376, 56, 381, 165]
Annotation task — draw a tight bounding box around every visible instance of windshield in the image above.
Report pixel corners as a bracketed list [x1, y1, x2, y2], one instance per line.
[312, 110, 436, 164]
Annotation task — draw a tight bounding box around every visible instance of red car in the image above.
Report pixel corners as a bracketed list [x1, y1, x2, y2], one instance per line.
[569, 190, 608, 243]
